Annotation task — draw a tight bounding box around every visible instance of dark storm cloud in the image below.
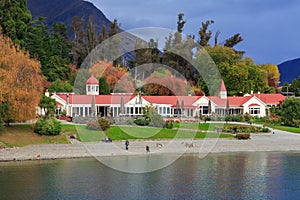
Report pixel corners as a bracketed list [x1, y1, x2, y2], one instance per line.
[90, 0, 300, 64]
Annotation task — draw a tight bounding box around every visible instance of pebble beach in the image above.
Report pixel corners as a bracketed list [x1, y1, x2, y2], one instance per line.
[1, 129, 300, 162]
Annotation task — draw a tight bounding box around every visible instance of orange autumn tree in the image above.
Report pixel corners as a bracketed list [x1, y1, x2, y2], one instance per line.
[89, 60, 134, 93]
[0, 32, 43, 125]
[143, 68, 191, 96]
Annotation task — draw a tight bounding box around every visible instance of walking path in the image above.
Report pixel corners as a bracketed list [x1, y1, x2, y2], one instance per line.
[1, 126, 300, 162]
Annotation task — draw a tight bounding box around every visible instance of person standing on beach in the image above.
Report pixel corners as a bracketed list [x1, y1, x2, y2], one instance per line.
[146, 145, 150, 153]
[125, 140, 129, 150]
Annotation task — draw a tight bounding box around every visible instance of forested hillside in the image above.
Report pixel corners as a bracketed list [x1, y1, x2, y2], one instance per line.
[27, 0, 111, 38]
[0, 0, 280, 97]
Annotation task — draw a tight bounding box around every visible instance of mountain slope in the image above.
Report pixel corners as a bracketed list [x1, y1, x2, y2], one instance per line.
[27, 0, 111, 37]
[278, 58, 300, 84]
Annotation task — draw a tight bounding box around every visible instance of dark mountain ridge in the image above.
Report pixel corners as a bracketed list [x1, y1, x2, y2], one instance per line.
[27, 0, 137, 63]
[278, 58, 300, 85]
[27, 0, 112, 38]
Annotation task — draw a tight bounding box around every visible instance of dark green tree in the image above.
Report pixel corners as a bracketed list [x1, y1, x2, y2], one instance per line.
[25, 17, 51, 68]
[199, 20, 214, 47]
[39, 95, 57, 118]
[280, 97, 300, 127]
[99, 77, 110, 95]
[0, 0, 31, 46]
[49, 79, 73, 93]
[43, 56, 71, 82]
[50, 22, 71, 61]
[224, 33, 243, 48]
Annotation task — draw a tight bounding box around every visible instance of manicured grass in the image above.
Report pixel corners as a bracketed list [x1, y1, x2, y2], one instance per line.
[269, 125, 300, 133]
[75, 125, 104, 142]
[76, 125, 235, 142]
[0, 124, 71, 147]
[0, 123, 235, 146]
[174, 122, 251, 131]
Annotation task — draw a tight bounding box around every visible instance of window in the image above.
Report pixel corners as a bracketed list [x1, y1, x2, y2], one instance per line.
[202, 106, 209, 114]
[249, 107, 260, 115]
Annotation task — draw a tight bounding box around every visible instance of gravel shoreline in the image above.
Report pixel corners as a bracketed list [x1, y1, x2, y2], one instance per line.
[1, 130, 300, 162]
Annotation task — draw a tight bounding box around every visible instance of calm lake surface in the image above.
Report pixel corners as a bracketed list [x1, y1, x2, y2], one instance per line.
[1, 152, 300, 200]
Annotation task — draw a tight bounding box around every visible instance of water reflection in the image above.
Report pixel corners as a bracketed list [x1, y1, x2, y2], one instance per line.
[1, 152, 300, 199]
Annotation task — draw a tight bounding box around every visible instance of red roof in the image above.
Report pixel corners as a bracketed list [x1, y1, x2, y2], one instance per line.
[219, 80, 227, 92]
[254, 94, 286, 105]
[86, 74, 99, 85]
[207, 96, 250, 107]
[143, 96, 200, 108]
[56, 94, 136, 105]
[55, 93, 285, 108]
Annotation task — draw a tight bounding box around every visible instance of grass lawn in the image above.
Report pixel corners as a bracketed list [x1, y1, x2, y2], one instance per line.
[76, 125, 234, 142]
[0, 124, 75, 147]
[0, 123, 234, 146]
[173, 122, 252, 131]
[269, 125, 300, 133]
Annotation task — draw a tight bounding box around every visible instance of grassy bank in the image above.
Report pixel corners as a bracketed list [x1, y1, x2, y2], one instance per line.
[0, 124, 75, 147]
[76, 125, 234, 142]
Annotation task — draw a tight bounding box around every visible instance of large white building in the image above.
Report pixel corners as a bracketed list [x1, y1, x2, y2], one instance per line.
[50, 75, 286, 118]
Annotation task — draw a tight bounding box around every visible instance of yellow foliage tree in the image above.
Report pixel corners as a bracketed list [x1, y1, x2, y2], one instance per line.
[0, 33, 43, 124]
[260, 64, 280, 89]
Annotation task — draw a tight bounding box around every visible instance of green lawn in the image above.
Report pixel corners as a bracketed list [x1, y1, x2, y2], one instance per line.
[0, 124, 72, 147]
[174, 122, 250, 131]
[270, 125, 300, 133]
[76, 125, 234, 142]
[0, 123, 234, 147]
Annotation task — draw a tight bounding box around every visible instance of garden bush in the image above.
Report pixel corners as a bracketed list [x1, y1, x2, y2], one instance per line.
[164, 119, 174, 129]
[86, 118, 110, 131]
[149, 108, 165, 127]
[98, 118, 110, 131]
[34, 118, 61, 135]
[134, 118, 150, 126]
[221, 125, 270, 133]
[236, 133, 251, 140]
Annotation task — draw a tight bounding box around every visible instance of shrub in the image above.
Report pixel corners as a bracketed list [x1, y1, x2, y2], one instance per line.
[149, 108, 165, 127]
[86, 118, 110, 131]
[134, 118, 150, 126]
[262, 127, 269, 132]
[98, 118, 110, 131]
[236, 133, 250, 140]
[204, 116, 211, 122]
[34, 118, 61, 135]
[164, 120, 174, 129]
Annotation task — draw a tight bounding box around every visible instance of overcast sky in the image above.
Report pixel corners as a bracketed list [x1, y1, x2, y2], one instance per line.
[89, 0, 300, 65]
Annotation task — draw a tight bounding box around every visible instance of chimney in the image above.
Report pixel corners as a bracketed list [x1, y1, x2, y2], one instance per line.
[45, 89, 50, 97]
[251, 90, 253, 95]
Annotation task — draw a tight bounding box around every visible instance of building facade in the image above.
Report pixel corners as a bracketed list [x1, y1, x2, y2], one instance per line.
[50, 75, 286, 118]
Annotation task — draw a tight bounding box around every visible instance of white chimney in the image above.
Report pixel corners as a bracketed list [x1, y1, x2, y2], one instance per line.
[251, 90, 253, 95]
[45, 89, 50, 97]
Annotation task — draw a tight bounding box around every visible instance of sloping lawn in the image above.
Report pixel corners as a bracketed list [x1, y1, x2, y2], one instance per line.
[76, 125, 234, 142]
[270, 125, 300, 133]
[0, 124, 71, 147]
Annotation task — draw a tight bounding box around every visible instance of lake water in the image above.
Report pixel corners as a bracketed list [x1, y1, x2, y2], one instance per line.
[1, 152, 300, 200]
